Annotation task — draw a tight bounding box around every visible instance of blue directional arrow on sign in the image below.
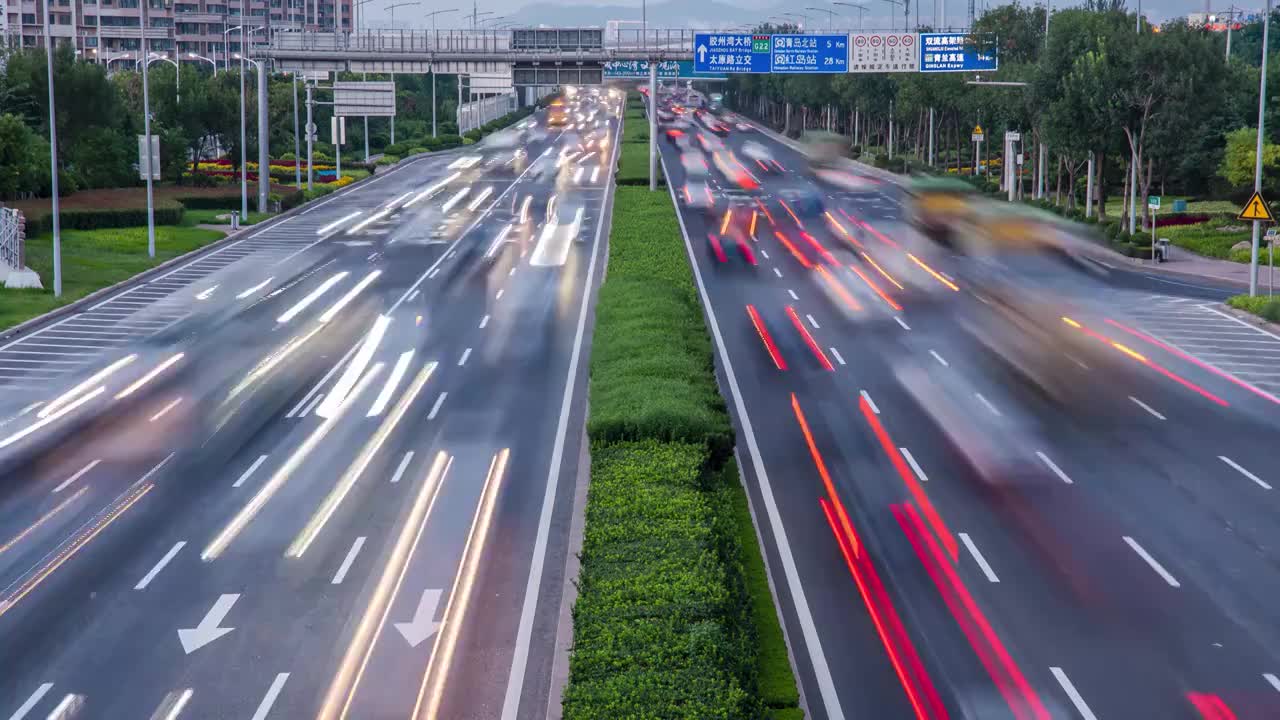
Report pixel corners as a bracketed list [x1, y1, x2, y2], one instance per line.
[771, 34, 849, 73]
[694, 33, 772, 74]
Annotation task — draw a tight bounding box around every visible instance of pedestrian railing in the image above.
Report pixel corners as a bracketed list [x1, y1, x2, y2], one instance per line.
[0, 206, 24, 273]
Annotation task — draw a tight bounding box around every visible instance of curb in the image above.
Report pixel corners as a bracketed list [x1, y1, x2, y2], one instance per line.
[0, 143, 466, 345]
[1216, 301, 1280, 334]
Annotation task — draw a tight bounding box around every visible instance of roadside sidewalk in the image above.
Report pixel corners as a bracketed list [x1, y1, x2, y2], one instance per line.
[1094, 242, 1260, 290]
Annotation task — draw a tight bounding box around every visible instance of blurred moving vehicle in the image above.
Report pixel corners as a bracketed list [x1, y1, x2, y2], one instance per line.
[741, 141, 779, 173]
[907, 176, 981, 249]
[681, 180, 716, 221]
[547, 100, 570, 127]
[776, 186, 825, 223]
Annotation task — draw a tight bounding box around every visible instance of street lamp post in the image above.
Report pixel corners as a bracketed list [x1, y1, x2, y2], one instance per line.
[293, 73, 301, 188]
[783, 12, 808, 30]
[804, 7, 836, 29]
[141, 54, 180, 105]
[234, 52, 268, 215]
[1250, 0, 1273, 296]
[187, 51, 217, 74]
[876, 0, 906, 31]
[223, 24, 242, 73]
[833, 2, 869, 30]
[385, 0, 421, 28]
[426, 8, 460, 138]
[140, 0, 159, 259]
[42, 0, 63, 296]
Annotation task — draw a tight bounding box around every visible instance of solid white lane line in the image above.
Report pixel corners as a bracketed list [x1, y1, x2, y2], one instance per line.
[299, 393, 326, 418]
[974, 392, 1001, 417]
[458, 348, 472, 366]
[496, 288, 505, 300]
[9, 683, 53, 720]
[1123, 536, 1180, 587]
[53, 459, 100, 493]
[502, 116, 622, 720]
[787, 289, 799, 300]
[894, 316, 911, 330]
[407, 289, 420, 302]
[830, 348, 846, 366]
[773, 267, 782, 278]
[1219, 456, 1272, 490]
[1036, 451, 1073, 484]
[860, 390, 879, 415]
[958, 533, 999, 582]
[427, 392, 447, 420]
[900, 448, 929, 482]
[1264, 673, 1280, 693]
[331, 537, 367, 584]
[652, 155, 846, 720]
[1129, 396, 1166, 420]
[929, 349, 949, 367]
[233, 455, 269, 488]
[249, 673, 290, 720]
[390, 451, 414, 484]
[135, 541, 187, 590]
[479, 314, 490, 329]
[806, 314, 820, 329]
[1050, 667, 1099, 720]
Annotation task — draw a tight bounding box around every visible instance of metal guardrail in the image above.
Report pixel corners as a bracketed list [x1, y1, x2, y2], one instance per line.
[457, 93, 518, 134]
[0, 207, 24, 273]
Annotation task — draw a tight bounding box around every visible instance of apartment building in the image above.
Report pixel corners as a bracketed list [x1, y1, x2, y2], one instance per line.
[4, 0, 353, 67]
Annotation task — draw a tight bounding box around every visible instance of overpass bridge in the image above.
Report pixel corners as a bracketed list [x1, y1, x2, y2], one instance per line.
[258, 28, 700, 84]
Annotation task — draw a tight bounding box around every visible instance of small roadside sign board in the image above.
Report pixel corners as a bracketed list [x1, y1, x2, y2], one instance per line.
[137, 134, 160, 180]
[1239, 191, 1276, 222]
[1148, 195, 1161, 210]
[1005, 131, 1020, 142]
[693, 33, 772, 74]
[771, 34, 849, 73]
[849, 32, 919, 73]
[972, 125, 984, 143]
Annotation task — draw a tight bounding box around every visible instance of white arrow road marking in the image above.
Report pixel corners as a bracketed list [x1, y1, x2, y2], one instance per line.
[394, 588, 443, 648]
[178, 594, 239, 654]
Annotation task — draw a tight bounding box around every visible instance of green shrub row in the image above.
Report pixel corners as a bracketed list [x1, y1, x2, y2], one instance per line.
[1227, 294, 1280, 322]
[381, 134, 465, 157]
[563, 441, 758, 719]
[565, 181, 803, 718]
[25, 205, 185, 236]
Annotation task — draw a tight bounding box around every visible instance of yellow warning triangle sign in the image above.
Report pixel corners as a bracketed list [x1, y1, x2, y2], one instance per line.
[973, 124, 984, 135]
[1238, 191, 1275, 222]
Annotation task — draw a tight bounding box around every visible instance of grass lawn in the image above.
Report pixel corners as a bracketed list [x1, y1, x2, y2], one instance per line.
[1160, 219, 1253, 262]
[1103, 197, 1241, 216]
[617, 142, 664, 186]
[178, 208, 273, 227]
[1, 225, 224, 332]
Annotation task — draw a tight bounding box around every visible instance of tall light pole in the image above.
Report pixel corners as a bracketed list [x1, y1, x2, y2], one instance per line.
[425, 9, 459, 137]
[805, 7, 836, 29]
[235, 54, 269, 214]
[42, 0, 62, 296]
[187, 51, 217, 74]
[223, 24, 242, 73]
[784, 12, 809, 30]
[140, 0, 160, 259]
[469, 8, 493, 28]
[238, 28, 248, 218]
[292, 73, 301, 188]
[385, 0, 421, 28]
[833, 2, 869, 30]
[876, 0, 905, 31]
[477, 15, 505, 25]
[1250, 0, 1272, 296]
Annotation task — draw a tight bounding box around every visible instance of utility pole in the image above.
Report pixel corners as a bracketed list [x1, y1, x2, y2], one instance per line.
[1250, 0, 1273, 296]
[257, 58, 269, 214]
[293, 73, 301, 188]
[141, 0, 157, 258]
[239, 24, 248, 218]
[306, 81, 314, 190]
[42, 0, 62, 296]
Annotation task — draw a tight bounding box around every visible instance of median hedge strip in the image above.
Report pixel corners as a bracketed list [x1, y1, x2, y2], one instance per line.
[565, 174, 803, 716]
[615, 92, 665, 187]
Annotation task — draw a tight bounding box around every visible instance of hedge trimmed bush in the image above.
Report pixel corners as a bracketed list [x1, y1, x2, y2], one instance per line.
[567, 182, 803, 719]
[175, 194, 245, 210]
[25, 205, 185, 236]
[587, 188, 729, 456]
[563, 441, 758, 720]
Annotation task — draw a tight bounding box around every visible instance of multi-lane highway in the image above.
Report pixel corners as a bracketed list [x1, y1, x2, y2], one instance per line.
[657, 93, 1280, 719]
[0, 89, 620, 719]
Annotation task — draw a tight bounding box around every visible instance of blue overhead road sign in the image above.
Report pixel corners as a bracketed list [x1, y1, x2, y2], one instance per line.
[694, 33, 772, 74]
[920, 33, 998, 73]
[602, 60, 727, 80]
[771, 34, 848, 73]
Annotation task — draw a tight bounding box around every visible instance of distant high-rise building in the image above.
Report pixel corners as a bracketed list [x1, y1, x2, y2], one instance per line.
[6, 0, 352, 68]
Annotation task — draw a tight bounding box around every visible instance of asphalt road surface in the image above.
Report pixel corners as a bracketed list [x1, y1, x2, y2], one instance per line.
[658, 96, 1280, 720]
[0, 89, 621, 720]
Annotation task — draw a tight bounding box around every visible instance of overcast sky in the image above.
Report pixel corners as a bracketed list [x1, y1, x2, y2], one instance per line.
[357, 0, 1230, 31]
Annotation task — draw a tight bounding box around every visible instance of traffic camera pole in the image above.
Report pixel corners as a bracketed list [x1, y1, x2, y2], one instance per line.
[649, 61, 657, 192]
[1250, 0, 1272, 297]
